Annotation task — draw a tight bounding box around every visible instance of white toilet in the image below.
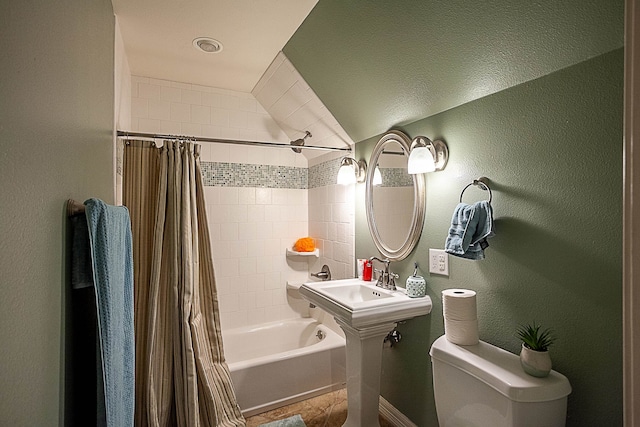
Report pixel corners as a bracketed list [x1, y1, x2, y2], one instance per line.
[429, 335, 572, 427]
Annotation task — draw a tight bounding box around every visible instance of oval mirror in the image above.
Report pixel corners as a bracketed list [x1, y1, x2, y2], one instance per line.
[365, 130, 425, 261]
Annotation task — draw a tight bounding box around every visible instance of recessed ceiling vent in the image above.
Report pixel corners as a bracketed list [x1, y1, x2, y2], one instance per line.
[193, 37, 223, 54]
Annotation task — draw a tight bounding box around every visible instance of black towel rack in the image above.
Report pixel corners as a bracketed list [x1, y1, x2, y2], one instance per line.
[459, 177, 492, 203]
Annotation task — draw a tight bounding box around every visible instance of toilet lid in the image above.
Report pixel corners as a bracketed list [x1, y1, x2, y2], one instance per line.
[429, 336, 572, 403]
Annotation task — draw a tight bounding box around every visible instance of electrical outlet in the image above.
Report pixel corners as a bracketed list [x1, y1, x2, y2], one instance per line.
[429, 249, 449, 276]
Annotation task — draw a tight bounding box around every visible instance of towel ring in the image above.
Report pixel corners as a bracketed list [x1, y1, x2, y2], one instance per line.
[459, 177, 492, 204]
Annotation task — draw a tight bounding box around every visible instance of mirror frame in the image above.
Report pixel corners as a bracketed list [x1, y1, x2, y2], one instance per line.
[365, 130, 425, 261]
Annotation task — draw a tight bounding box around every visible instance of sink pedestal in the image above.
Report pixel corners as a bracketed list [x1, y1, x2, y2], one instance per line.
[336, 318, 397, 427]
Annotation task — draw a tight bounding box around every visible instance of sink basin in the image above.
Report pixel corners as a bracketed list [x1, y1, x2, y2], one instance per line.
[300, 278, 432, 328]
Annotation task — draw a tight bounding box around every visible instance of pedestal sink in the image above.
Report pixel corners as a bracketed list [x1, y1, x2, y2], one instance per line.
[300, 279, 432, 427]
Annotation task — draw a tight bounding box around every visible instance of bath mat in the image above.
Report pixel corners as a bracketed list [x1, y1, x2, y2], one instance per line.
[258, 414, 306, 427]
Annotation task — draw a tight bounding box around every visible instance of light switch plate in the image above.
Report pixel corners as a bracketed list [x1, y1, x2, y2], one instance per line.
[429, 249, 449, 276]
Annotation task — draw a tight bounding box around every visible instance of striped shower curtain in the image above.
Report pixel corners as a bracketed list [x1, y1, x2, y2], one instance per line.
[123, 140, 245, 427]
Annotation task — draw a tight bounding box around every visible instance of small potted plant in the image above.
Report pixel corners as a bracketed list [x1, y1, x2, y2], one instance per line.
[516, 322, 555, 378]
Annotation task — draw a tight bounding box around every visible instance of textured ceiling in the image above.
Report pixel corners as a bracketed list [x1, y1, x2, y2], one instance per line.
[283, 0, 624, 143]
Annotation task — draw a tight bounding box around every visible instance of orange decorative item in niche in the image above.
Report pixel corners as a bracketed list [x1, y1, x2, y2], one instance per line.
[293, 237, 315, 252]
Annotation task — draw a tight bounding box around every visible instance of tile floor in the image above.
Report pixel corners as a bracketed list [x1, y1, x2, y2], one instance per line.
[245, 389, 395, 427]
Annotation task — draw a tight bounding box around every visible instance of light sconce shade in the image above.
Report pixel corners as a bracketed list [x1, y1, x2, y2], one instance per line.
[337, 156, 367, 185]
[408, 137, 449, 174]
[373, 165, 383, 186]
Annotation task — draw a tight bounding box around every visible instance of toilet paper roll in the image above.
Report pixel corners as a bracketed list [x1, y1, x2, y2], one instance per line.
[442, 289, 477, 321]
[444, 318, 479, 346]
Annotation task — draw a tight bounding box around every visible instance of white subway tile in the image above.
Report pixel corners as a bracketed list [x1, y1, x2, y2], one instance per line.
[238, 128, 257, 142]
[170, 102, 190, 122]
[228, 240, 248, 259]
[247, 273, 265, 292]
[238, 188, 256, 205]
[201, 92, 218, 107]
[264, 272, 281, 290]
[219, 127, 240, 141]
[147, 78, 171, 87]
[211, 108, 230, 127]
[255, 188, 272, 205]
[263, 239, 281, 256]
[208, 223, 221, 242]
[264, 205, 280, 222]
[138, 83, 161, 100]
[217, 258, 239, 277]
[229, 205, 248, 223]
[131, 97, 149, 118]
[246, 308, 266, 325]
[256, 290, 272, 308]
[219, 187, 239, 204]
[238, 222, 258, 241]
[239, 292, 257, 310]
[211, 241, 229, 260]
[221, 222, 238, 241]
[171, 81, 192, 90]
[238, 97, 257, 112]
[240, 257, 257, 276]
[180, 122, 201, 136]
[229, 110, 248, 128]
[160, 120, 182, 135]
[246, 205, 265, 223]
[190, 104, 210, 124]
[181, 89, 202, 105]
[201, 124, 220, 138]
[255, 222, 273, 239]
[247, 240, 265, 257]
[209, 204, 230, 223]
[209, 140, 230, 162]
[148, 99, 171, 120]
[138, 118, 161, 133]
[161, 86, 182, 103]
[219, 293, 239, 313]
[219, 94, 239, 110]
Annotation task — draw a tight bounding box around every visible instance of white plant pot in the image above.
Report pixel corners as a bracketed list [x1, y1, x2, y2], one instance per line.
[520, 343, 552, 378]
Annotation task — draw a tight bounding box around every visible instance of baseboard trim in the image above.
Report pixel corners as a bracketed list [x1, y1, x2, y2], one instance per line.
[379, 396, 418, 427]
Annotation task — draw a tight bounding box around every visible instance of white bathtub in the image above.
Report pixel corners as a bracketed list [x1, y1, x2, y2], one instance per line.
[222, 318, 346, 417]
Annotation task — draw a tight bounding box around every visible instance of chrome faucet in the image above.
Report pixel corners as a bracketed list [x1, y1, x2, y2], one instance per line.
[311, 264, 331, 281]
[369, 257, 398, 290]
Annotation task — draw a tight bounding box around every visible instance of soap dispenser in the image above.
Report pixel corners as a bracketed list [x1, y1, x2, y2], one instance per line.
[406, 262, 426, 298]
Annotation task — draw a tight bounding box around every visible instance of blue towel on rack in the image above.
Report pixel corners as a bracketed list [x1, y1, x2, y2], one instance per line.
[84, 198, 134, 427]
[70, 214, 95, 289]
[445, 200, 494, 260]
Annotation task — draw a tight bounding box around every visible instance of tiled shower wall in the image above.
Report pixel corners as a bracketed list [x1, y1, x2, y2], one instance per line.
[129, 76, 355, 330]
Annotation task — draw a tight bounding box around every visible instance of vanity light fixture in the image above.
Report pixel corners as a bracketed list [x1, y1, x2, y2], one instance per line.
[373, 165, 383, 186]
[407, 137, 448, 174]
[337, 156, 367, 185]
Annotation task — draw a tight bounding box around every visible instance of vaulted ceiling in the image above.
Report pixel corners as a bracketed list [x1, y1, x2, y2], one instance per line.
[284, 0, 624, 142]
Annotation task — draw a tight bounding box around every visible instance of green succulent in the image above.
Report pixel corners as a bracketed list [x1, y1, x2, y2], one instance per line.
[516, 322, 555, 352]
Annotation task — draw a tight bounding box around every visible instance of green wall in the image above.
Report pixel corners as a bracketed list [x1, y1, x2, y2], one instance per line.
[284, 0, 623, 143]
[0, 0, 115, 424]
[353, 50, 623, 426]
[286, 1, 624, 425]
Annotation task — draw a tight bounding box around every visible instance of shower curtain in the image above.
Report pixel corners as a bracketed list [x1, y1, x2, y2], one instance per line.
[123, 140, 245, 427]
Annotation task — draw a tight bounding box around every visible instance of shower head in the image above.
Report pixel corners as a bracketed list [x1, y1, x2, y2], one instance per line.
[290, 131, 312, 153]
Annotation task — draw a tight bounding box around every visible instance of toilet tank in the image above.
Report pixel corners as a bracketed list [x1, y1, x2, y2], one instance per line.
[429, 336, 571, 427]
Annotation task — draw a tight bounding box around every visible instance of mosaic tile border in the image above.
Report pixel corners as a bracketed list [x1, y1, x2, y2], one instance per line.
[199, 160, 412, 189]
[309, 158, 342, 189]
[199, 157, 344, 189]
[379, 167, 413, 187]
[200, 161, 308, 189]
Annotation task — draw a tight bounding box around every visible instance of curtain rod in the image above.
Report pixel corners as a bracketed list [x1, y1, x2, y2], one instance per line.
[116, 130, 352, 153]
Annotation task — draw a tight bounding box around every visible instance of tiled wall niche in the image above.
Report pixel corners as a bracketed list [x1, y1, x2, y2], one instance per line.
[129, 75, 355, 330]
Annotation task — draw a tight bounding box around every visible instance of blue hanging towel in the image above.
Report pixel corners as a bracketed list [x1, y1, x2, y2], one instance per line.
[445, 200, 494, 260]
[84, 198, 135, 427]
